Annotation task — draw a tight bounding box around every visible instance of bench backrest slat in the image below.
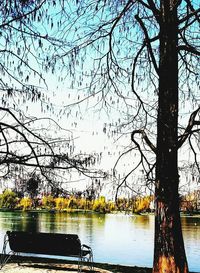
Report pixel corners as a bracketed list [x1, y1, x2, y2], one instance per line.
[7, 231, 81, 256]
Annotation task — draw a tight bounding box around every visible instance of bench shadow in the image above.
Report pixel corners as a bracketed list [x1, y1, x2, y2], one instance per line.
[20, 262, 97, 272]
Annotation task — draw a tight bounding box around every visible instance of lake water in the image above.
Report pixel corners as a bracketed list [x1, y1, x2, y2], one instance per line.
[0, 211, 199, 272]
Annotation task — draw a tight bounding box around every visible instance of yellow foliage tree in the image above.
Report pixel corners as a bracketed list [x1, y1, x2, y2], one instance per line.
[41, 195, 55, 210]
[55, 197, 69, 211]
[18, 197, 32, 211]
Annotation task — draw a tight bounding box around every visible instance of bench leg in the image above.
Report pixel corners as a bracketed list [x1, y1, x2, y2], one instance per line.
[78, 256, 83, 273]
[16, 252, 23, 266]
[0, 234, 15, 269]
[79, 251, 94, 272]
[87, 251, 94, 272]
[89, 251, 94, 271]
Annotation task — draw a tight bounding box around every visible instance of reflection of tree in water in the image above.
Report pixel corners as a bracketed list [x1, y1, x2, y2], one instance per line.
[19, 212, 40, 232]
[37, 212, 57, 233]
[131, 214, 153, 229]
[36, 211, 106, 246]
[78, 212, 106, 246]
[181, 217, 200, 239]
[0, 211, 40, 232]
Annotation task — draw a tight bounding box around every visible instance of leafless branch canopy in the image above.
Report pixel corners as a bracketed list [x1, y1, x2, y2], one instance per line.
[0, 107, 105, 191]
[0, 0, 199, 194]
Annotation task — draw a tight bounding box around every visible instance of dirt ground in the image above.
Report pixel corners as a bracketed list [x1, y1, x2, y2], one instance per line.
[0, 262, 112, 273]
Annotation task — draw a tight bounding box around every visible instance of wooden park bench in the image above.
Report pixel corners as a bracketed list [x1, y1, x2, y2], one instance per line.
[0, 231, 93, 272]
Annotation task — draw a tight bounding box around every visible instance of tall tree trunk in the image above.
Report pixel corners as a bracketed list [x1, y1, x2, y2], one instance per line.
[153, 1, 188, 273]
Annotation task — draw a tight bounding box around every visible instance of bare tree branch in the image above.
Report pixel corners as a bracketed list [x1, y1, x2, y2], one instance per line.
[131, 129, 156, 153]
[179, 2, 200, 24]
[135, 14, 159, 74]
[178, 45, 200, 56]
[178, 106, 200, 148]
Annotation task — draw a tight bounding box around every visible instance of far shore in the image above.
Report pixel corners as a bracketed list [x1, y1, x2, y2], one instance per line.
[0, 208, 200, 218]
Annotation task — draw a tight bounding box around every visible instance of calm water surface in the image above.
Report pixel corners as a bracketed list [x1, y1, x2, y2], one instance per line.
[0, 211, 199, 272]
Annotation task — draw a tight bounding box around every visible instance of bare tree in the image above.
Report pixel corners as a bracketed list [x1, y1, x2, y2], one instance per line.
[41, 1, 198, 273]
[0, 1, 200, 272]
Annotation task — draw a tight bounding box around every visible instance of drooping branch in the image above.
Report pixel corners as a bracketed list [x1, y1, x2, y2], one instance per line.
[135, 15, 159, 75]
[115, 161, 142, 202]
[0, 0, 46, 29]
[188, 134, 200, 175]
[113, 127, 157, 200]
[0, 107, 105, 187]
[131, 129, 156, 154]
[0, 49, 48, 88]
[131, 130, 156, 181]
[178, 106, 200, 148]
[113, 147, 135, 175]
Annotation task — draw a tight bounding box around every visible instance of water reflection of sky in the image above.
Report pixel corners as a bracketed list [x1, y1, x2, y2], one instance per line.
[0, 212, 199, 272]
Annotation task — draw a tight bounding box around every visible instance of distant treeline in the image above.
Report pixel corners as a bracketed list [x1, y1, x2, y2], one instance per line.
[0, 189, 153, 213]
[1, 189, 199, 213]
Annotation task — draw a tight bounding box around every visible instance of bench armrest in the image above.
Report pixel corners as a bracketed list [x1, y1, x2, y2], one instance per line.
[82, 244, 91, 250]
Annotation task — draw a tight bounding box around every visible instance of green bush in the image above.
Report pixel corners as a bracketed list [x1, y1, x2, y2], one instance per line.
[0, 190, 18, 209]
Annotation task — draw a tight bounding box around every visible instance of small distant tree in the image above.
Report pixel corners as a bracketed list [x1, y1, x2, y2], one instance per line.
[26, 175, 39, 198]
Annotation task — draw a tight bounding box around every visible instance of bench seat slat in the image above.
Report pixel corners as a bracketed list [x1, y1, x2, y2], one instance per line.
[7, 231, 82, 256]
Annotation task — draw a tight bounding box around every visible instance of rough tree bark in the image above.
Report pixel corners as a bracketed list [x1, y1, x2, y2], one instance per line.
[153, 1, 188, 272]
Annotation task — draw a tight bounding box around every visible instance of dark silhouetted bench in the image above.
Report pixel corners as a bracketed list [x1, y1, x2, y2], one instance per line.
[0, 231, 93, 272]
